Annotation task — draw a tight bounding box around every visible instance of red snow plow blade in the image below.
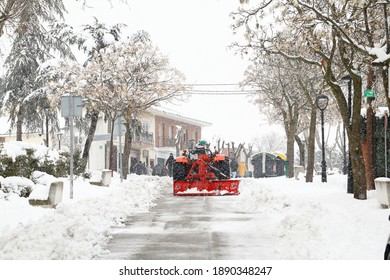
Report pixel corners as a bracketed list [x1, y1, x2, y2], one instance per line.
[173, 179, 240, 196]
[172, 145, 240, 196]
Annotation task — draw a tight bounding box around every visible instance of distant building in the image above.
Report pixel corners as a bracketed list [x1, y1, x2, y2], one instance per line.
[88, 106, 211, 173]
[0, 116, 46, 146]
[150, 107, 211, 167]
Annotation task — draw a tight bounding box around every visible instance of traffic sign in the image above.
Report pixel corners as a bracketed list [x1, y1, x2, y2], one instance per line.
[364, 89, 376, 98]
[61, 96, 83, 117]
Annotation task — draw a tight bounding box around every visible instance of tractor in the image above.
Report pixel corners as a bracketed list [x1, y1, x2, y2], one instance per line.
[172, 141, 240, 196]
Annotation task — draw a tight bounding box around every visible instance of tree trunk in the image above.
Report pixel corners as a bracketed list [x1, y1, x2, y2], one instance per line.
[306, 105, 317, 182]
[122, 122, 132, 180]
[286, 123, 295, 178]
[16, 107, 23, 141]
[109, 118, 115, 173]
[175, 128, 182, 157]
[234, 143, 244, 160]
[294, 135, 305, 167]
[231, 142, 236, 160]
[82, 110, 99, 163]
[365, 66, 375, 190]
[322, 53, 367, 199]
[350, 78, 367, 199]
[364, 100, 375, 190]
[349, 130, 367, 199]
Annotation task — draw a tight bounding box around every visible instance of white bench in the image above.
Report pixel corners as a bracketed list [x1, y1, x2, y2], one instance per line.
[28, 181, 63, 208]
[294, 166, 305, 180]
[374, 177, 390, 208]
[90, 169, 112, 187]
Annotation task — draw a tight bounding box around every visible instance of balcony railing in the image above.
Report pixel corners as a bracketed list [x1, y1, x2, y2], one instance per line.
[156, 137, 194, 148]
[133, 132, 154, 145]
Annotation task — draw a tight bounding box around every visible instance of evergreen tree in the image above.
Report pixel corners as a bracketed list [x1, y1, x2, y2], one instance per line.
[0, 0, 126, 37]
[0, 10, 77, 141]
[0, 0, 65, 37]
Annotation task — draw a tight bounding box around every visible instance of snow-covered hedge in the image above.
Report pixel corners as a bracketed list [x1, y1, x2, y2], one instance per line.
[0, 171, 60, 201]
[0, 141, 88, 198]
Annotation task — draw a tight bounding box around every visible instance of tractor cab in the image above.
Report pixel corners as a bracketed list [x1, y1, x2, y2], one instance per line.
[189, 139, 208, 159]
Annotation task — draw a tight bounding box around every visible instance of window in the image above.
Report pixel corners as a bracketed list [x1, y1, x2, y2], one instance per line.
[142, 122, 149, 133]
[169, 125, 173, 139]
[158, 124, 164, 146]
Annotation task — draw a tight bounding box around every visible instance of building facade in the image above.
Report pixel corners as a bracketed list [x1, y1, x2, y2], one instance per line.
[89, 107, 211, 173]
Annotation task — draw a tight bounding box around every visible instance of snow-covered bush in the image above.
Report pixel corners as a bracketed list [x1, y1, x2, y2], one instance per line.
[0, 176, 35, 198]
[0, 142, 90, 198]
[0, 154, 15, 177]
[0, 148, 40, 178]
[0, 142, 89, 179]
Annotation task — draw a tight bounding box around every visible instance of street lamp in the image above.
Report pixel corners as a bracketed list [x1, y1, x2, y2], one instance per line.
[57, 132, 63, 150]
[384, 1, 390, 99]
[316, 94, 329, 183]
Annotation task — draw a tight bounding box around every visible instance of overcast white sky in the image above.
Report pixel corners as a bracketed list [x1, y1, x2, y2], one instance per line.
[65, 0, 284, 144]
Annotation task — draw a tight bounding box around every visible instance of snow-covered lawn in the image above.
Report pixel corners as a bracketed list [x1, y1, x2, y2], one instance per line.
[0, 172, 389, 260]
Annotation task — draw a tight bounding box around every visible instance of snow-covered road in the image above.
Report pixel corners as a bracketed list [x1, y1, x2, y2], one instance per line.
[100, 175, 390, 260]
[101, 187, 276, 259]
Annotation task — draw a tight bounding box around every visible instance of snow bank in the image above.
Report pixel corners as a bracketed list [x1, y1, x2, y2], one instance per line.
[235, 176, 390, 259]
[0, 174, 171, 259]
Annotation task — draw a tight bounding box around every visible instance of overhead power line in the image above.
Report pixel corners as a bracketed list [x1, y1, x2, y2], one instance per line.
[189, 89, 255, 93]
[175, 82, 257, 95]
[183, 83, 240, 86]
[185, 90, 255, 95]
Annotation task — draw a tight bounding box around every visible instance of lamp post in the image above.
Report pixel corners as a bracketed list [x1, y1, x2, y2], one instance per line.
[385, 2, 390, 100]
[316, 94, 329, 183]
[341, 120, 347, 175]
[61, 95, 83, 199]
[380, 1, 390, 178]
[57, 132, 63, 150]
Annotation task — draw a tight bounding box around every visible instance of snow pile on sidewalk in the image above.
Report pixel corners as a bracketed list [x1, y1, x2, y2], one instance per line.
[0, 174, 170, 259]
[236, 176, 390, 259]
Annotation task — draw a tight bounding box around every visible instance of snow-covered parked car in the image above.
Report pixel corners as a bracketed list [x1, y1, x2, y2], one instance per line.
[385, 215, 390, 260]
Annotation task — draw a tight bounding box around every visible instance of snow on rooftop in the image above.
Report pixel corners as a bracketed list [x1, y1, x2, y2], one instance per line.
[149, 105, 212, 127]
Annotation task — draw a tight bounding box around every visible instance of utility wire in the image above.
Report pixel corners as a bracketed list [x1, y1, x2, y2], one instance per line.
[183, 83, 240, 86]
[183, 91, 255, 95]
[176, 82, 257, 95]
[188, 90, 255, 93]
